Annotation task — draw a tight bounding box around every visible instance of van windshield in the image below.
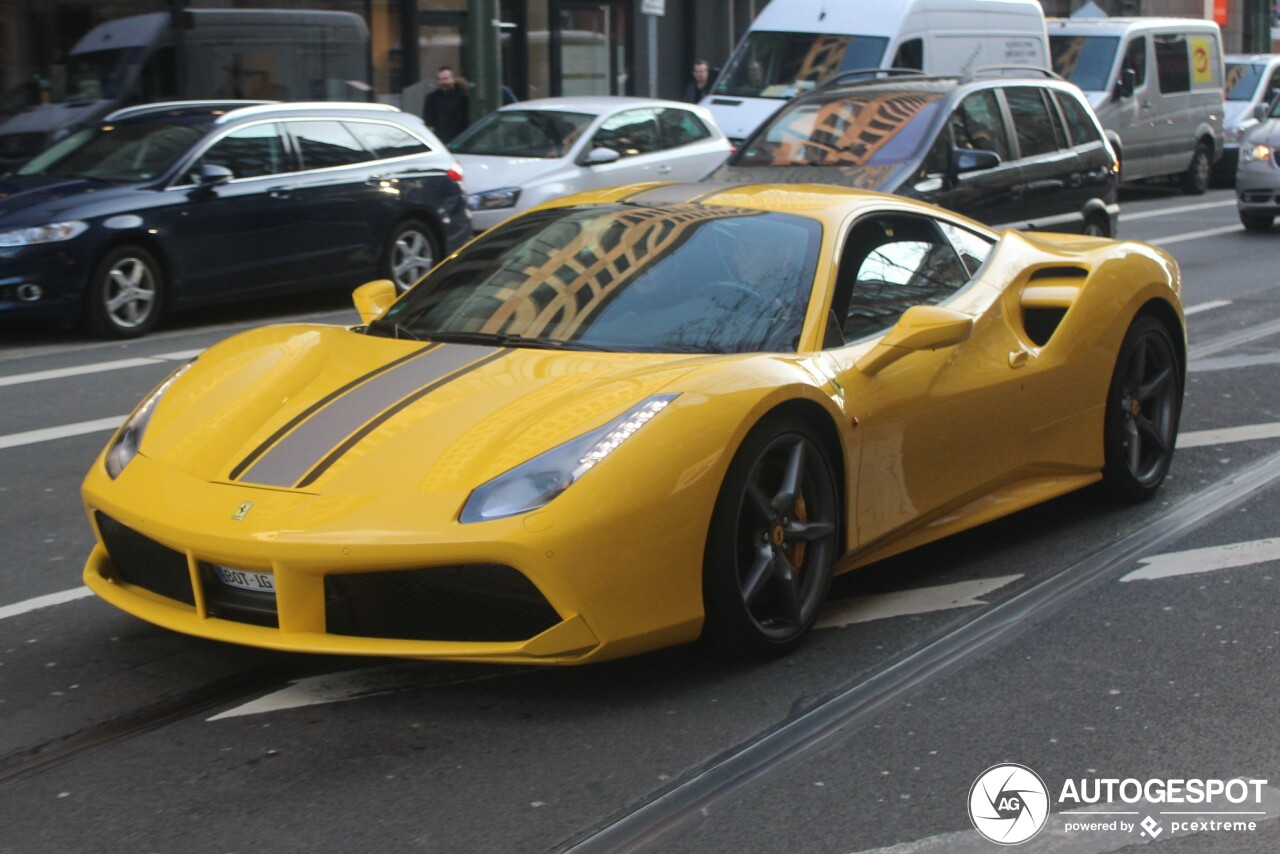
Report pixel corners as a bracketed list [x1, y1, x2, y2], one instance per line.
[63, 48, 144, 103]
[18, 122, 205, 182]
[714, 31, 889, 99]
[1225, 62, 1266, 101]
[735, 89, 944, 169]
[1050, 36, 1120, 92]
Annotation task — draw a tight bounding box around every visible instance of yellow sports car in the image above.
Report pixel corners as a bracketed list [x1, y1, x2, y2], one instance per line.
[82, 183, 1185, 664]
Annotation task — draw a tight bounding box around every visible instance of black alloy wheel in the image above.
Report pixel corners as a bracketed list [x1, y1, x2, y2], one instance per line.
[703, 416, 839, 657]
[1102, 314, 1182, 501]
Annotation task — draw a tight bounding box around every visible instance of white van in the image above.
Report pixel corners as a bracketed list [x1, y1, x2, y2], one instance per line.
[703, 0, 1049, 143]
[1048, 17, 1224, 194]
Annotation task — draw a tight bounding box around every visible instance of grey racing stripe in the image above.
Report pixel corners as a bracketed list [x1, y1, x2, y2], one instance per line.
[240, 344, 499, 488]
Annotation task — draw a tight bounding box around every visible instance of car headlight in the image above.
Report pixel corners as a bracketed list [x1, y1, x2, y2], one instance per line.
[468, 187, 521, 211]
[0, 221, 88, 248]
[105, 361, 195, 479]
[460, 394, 678, 523]
[1241, 143, 1273, 163]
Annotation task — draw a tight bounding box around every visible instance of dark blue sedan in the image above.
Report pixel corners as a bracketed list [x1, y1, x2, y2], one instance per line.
[0, 100, 471, 337]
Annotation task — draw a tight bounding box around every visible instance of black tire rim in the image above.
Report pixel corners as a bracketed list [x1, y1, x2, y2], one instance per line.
[1115, 329, 1178, 486]
[390, 226, 435, 291]
[103, 255, 158, 330]
[732, 434, 837, 639]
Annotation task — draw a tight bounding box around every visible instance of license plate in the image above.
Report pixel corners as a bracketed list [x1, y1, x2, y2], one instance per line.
[213, 565, 275, 595]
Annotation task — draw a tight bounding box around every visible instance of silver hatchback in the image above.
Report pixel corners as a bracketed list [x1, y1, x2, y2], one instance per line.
[1236, 99, 1280, 232]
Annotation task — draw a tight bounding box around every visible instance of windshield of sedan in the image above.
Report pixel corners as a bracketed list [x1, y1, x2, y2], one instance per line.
[1225, 62, 1266, 101]
[450, 110, 595, 158]
[18, 121, 205, 182]
[715, 32, 889, 99]
[735, 89, 944, 168]
[1050, 36, 1120, 92]
[373, 205, 823, 354]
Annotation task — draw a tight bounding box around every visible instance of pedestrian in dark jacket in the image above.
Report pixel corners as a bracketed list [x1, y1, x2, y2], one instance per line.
[422, 66, 470, 143]
[683, 59, 715, 103]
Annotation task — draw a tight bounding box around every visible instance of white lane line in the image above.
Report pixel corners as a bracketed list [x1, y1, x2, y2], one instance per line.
[0, 587, 94, 622]
[1121, 537, 1280, 581]
[1119, 198, 1236, 222]
[1180, 422, 1280, 448]
[0, 350, 199, 389]
[0, 416, 123, 451]
[815, 575, 1022, 629]
[1184, 299, 1232, 316]
[1147, 225, 1242, 246]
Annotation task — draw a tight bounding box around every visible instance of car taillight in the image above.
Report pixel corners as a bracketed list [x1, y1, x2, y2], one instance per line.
[447, 161, 464, 182]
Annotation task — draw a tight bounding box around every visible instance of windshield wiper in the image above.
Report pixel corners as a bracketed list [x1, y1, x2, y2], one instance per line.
[421, 330, 613, 351]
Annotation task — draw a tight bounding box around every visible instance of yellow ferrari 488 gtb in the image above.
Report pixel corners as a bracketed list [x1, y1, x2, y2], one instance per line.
[82, 183, 1185, 664]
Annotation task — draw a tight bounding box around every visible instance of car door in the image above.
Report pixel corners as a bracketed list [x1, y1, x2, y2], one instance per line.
[653, 106, 730, 178]
[1054, 89, 1117, 230]
[166, 121, 314, 300]
[931, 89, 1025, 228]
[1003, 86, 1084, 232]
[1112, 35, 1158, 179]
[820, 213, 1031, 546]
[576, 107, 670, 189]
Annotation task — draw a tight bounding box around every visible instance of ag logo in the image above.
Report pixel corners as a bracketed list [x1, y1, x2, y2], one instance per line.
[231, 501, 253, 521]
[968, 763, 1049, 845]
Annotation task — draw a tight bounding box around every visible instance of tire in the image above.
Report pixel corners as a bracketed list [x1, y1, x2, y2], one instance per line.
[1239, 211, 1274, 233]
[85, 245, 164, 339]
[702, 415, 840, 658]
[383, 219, 439, 293]
[1181, 143, 1211, 195]
[1102, 314, 1182, 502]
[1083, 213, 1111, 238]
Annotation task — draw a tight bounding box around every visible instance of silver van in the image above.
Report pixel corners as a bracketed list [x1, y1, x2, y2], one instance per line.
[1049, 17, 1224, 194]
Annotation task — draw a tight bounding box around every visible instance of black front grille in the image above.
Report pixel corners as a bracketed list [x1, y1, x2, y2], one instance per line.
[95, 513, 195, 605]
[325, 564, 561, 642]
[198, 563, 279, 628]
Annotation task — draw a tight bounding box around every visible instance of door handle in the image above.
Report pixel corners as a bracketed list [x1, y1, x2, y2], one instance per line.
[268, 187, 292, 199]
[1009, 349, 1030, 369]
[656, 165, 673, 174]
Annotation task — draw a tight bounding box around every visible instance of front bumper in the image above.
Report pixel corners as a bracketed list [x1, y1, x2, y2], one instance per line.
[0, 243, 89, 321]
[1236, 154, 1280, 213]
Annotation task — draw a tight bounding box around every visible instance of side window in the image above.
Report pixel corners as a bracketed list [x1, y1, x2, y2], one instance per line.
[288, 121, 373, 169]
[1004, 87, 1061, 157]
[345, 122, 432, 159]
[1122, 37, 1147, 89]
[137, 48, 177, 102]
[949, 91, 1010, 162]
[195, 123, 287, 181]
[1154, 35, 1190, 94]
[655, 108, 712, 148]
[892, 38, 923, 70]
[592, 109, 661, 158]
[831, 214, 973, 343]
[1055, 91, 1103, 147]
[937, 221, 995, 276]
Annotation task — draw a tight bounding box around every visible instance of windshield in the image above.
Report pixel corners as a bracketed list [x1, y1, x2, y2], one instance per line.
[64, 48, 143, 103]
[18, 121, 205, 182]
[374, 205, 823, 354]
[1225, 62, 1266, 102]
[736, 90, 944, 168]
[714, 31, 889, 99]
[1050, 36, 1120, 92]
[450, 110, 595, 158]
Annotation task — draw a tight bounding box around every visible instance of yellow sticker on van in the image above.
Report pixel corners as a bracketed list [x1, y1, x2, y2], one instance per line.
[1190, 37, 1213, 85]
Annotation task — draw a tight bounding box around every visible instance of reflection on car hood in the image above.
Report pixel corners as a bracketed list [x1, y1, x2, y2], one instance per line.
[138, 324, 705, 496]
[0, 99, 112, 137]
[705, 161, 907, 193]
[0, 175, 136, 226]
[453, 154, 569, 193]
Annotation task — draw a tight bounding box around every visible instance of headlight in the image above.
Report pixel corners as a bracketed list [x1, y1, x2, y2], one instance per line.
[1241, 143, 1273, 163]
[460, 394, 678, 522]
[105, 361, 194, 479]
[468, 187, 521, 210]
[0, 221, 88, 248]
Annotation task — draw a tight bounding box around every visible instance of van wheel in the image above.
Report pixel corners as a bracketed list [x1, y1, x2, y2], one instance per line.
[1083, 213, 1111, 238]
[1181, 143, 1211, 195]
[1240, 211, 1274, 232]
[383, 219, 439, 293]
[85, 245, 164, 339]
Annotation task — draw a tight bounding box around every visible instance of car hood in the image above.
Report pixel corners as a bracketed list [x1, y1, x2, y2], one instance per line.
[0, 99, 112, 137]
[454, 154, 569, 193]
[1224, 101, 1255, 131]
[1242, 119, 1280, 145]
[705, 161, 907, 192]
[0, 174, 140, 226]
[137, 324, 707, 496]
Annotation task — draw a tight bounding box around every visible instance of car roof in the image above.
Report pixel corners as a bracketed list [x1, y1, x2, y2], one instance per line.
[499, 96, 705, 115]
[104, 100, 403, 126]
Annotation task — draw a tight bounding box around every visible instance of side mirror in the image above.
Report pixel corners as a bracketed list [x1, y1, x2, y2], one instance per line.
[1255, 102, 1271, 122]
[196, 164, 233, 186]
[353, 278, 397, 324]
[581, 146, 621, 166]
[951, 148, 1001, 174]
[855, 305, 974, 375]
[1115, 67, 1136, 100]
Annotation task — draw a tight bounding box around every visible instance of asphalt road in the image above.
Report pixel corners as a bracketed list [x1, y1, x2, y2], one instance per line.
[1, 187, 1277, 853]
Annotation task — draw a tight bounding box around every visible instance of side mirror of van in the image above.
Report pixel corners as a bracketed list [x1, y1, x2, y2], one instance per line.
[1115, 68, 1136, 100]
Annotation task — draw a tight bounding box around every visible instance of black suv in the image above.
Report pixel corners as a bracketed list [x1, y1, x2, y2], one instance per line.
[1, 101, 471, 337]
[707, 73, 1119, 236]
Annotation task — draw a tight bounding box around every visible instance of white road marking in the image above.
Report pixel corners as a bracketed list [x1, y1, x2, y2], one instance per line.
[1183, 299, 1232, 316]
[1147, 225, 1243, 246]
[1118, 198, 1236, 222]
[0, 587, 93, 622]
[815, 575, 1022, 629]
[0, 349, 200, 389]
[1180, 422, 1280, 448]
[1121, 537, 1280, 582]
[0, 416, 124, 451]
